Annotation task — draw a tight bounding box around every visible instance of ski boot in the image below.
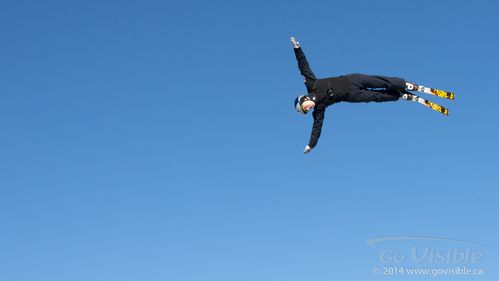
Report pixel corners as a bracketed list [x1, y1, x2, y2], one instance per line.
[405, 81, 419, 91]
[400, 90, 415, 101]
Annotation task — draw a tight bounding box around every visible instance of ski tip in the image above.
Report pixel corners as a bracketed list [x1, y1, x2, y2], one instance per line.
[449, 92, 455, 100]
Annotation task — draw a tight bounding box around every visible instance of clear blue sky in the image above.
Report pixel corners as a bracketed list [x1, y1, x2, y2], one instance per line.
[1, 0, 498, 280]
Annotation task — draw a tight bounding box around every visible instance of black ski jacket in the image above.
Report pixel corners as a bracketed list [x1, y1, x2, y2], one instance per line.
[294, 47, 350, 148]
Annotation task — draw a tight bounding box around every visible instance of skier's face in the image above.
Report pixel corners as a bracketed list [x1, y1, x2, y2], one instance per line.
[301, 100, 315, 113]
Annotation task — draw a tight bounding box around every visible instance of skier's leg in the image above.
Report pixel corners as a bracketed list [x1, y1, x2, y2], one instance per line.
[347, 73, 406, 91]
[345, 89, 400, 103]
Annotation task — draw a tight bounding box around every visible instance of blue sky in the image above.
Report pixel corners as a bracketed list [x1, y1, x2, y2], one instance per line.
[1, 0, 498, 280]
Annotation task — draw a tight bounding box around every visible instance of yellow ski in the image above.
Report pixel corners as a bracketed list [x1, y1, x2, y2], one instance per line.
[402, 93, 449, 116]
[417, 86, 455, 100]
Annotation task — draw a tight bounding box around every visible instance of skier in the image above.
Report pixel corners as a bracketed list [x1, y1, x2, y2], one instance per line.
[290, 36, 452, 154]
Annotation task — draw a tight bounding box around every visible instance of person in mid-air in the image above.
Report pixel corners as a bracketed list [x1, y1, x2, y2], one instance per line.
[291, 36, 453, 154]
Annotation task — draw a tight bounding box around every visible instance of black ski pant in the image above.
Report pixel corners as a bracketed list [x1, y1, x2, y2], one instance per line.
[344, 74, 406, 103]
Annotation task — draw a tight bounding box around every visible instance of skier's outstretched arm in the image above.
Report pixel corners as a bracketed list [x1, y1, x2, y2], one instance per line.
[291, 37, 317, 83]
[307, 109, 325, 151]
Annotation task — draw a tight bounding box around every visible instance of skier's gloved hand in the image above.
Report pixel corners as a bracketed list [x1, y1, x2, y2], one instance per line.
[290, 37, 300, 49]
[303, 145, 312, 154]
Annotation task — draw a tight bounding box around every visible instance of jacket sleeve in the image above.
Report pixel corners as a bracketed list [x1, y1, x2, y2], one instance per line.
[294, 47, 317, 83]
[308, 108, 325, 148]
